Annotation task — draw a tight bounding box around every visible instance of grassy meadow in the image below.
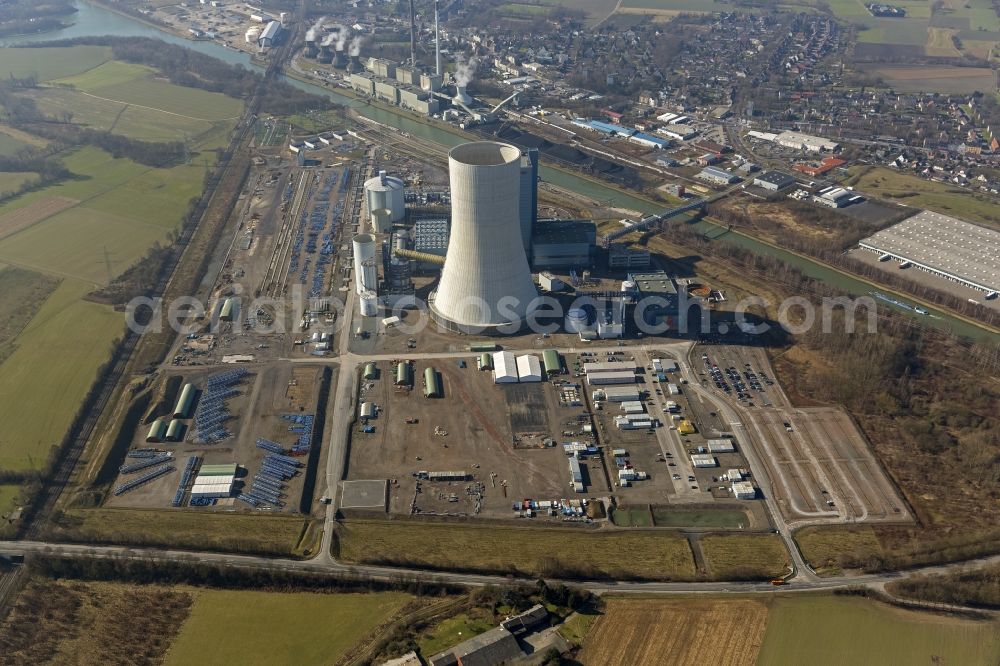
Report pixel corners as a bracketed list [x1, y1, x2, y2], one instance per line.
[0, 45, 112, 81]
[165, 590, 413, 666]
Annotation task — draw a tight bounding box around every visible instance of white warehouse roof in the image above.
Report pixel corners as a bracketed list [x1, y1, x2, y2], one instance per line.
[516, 354, 542, 382]
[493, 351, 519, 383]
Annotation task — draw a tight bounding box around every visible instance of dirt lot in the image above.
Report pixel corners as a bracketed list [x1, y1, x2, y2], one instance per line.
[702, 346, 909, 525]
[578, 597, 769, 666]
[344, 359, 593, 518]
[0, 196, 78, 241]
[107, 363, 329, 514]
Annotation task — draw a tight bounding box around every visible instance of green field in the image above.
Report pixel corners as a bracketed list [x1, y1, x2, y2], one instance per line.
[336, 519, 697, 580]
[0, 46, 112, 81]
[165, 590, 412, 666]
[825, 0, 869, 17]
[50, 509, 317, 556]
[699, 534, 790, 579]
[758, 596, 1000, 664]
[0, 266, 60, 362]
[652, 507, 750, 528]
[0, 278, 120, 472]
[0, 171, 36, 195]
[848, 166, 1000, 227]
[0, 483, 21, 517]
[52, 60, 157, 91]
[417, 612, 495, 657]
[0, 134, 31, 157]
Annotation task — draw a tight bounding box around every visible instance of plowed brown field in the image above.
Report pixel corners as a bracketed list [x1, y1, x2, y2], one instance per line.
[0, 196, 78, 240]
[578, 598, 768, 666]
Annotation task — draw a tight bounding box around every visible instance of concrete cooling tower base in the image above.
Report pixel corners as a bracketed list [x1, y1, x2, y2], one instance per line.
[431, 141, 539, 335]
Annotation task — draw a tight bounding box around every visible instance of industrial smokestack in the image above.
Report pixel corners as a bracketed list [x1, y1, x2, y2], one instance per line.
[408, 0, 417, 68]
[430, 142, 539, 334]
[434, 0, 442, 76]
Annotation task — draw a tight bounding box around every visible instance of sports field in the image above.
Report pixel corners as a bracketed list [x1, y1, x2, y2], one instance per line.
[335, 519, 697, 580]
[848, 165, 1000, 227]
[165, 590, 413, 666]
[0, 45, 112, 81]
[578, 597, 768, 666]
[758, 596, 1000, 664]
[0, 278, 120, 472]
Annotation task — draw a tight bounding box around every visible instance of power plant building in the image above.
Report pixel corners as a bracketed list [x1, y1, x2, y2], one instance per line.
[431, 142, 540, 333]
[530, 219, 596, 269]
[349, 72, 375, 96]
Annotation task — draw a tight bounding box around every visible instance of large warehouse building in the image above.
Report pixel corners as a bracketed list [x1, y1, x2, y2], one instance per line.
[858, 210, 1000, 297]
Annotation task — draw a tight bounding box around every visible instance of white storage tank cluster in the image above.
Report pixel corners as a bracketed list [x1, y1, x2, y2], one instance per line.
[352, 233, 377, 295]
[364, 171, 405, 226]
[359, 291, 378, 317]
[564, 308, 589, 333]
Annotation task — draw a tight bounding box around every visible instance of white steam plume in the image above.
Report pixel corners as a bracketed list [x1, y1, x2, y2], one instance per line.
[454, 55, 478, 87]
[305, 16, 325, 42]
[333, 24, 350, 51]
[349, 36, 363, 57]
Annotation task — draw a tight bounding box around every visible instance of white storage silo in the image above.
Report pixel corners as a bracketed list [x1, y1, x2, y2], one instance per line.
[352, 233, 377, 295]
[371, 207, 392, 233]
[359, 291, 378, 317]
[430, 142, 539, 334]
[565, 308, 589, 333]
[364, 171, 405, 226]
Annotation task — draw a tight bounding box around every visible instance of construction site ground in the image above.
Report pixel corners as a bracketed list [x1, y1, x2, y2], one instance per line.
[343, 359, 596, 520]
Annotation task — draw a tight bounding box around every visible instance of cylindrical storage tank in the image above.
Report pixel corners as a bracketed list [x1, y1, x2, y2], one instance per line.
[364, 171, 405, 224]
[424, 367, 442, 398]
[174, 383, 196, 418]
[360, 401, 376, 419]
[564, 308, 589, 334]
[359, 290, 378, 317]
[352, 233, 377, 295]
[363, 362, 377, 380]
[430, 142, 539, 333]
[371, 207, 393, 233]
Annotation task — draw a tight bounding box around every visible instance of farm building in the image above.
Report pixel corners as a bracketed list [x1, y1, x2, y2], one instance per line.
[588, 370, 638, 385]
[516, 355, 543, 382]
[430, 626, 523, 666]
[146, 420, 167, 443]
[691, 454, 717, 468]
[732, 481, 756, 499]
[493, 351, 519, 383]
[707, 438, 736, 453]
[541, 349, 562, 375]
[173, 383, 196, 418]
[424, 368, 442, 398]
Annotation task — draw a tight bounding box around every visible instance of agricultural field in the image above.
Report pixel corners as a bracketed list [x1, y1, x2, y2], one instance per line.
[0, 45, 112, 81]
[0, 578, 193, 664]
[848, 165, 1000, 227]
[699, 534, 790, 579]
[47, 509, 317, 557]
[0, 266, 60, 364]
[578, 597, 769, 666]
[758, 596, 1000, 664]
[612, 506, 751, 528]
[0, 278, 120, 472]
[0, 172, 36, 196]
[165, 590, 413, 666]
[334, 519, 697, 580]
[859, 64, 996, 94]
[851, 0, 1000, 59]
[0, 134, 30, 157]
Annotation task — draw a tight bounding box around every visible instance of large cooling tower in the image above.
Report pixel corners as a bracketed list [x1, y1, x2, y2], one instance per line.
[431, 142, 539, 334]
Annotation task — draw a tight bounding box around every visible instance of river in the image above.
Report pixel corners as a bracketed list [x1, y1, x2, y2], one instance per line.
[3, 1, 996, 341]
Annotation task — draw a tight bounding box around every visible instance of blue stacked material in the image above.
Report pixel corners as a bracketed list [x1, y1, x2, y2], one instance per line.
[256, 438, 286, 454]
[172, 455, 201, 507]
[192, 368, 248, 444]
[281, 413, 316, 454]
[127, 448, 162, 459]
[120, 453, 173, 474]
[113, 464, 175, 496]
